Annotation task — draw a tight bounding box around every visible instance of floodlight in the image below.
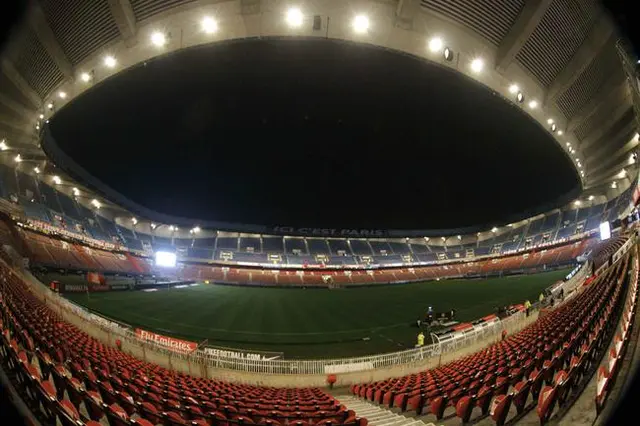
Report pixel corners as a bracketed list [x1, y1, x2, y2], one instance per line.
[508, 84, 519, 94]
[352, 15, 369, 33]
[443, 47, 454, 61]
[611, 181, 617, 189]
[491, 227, 498, 233]
[80, 72, 91, 83]
[470, 58, 484, 73]
[441, 236, 446, 241]
[201, 17, 218, 34]
[428, 37, 443, 53]
[0, 140, 7, 151]
[457, 235, 461, 240]
[151, 31, 167, 47]
[551, 123, 557, 132]
[47, 102, 54, 110]
[155, 251, 177, 267]
[599, 221, 611, 240]
[52, 176, 61, 185]
[14, 154, 21, 163]
[619, 169, 627, 178]
[516, 92, 524, 103]
[557, 130, 563, 135]
[547, 118, 554, 124]
[192, 226, 201, 233]
[58, 91, 67, 99]
[588, 195, 595, 201]
[528, 100, 538, 109]
[91, 199, 101, 208]
[34, 167, 40, 174]
[425, 237, 430, 241]
[104, 55, 117, 68]
[150, 223, 157, 230]
[286, 8, 303, 27]
[72, 187, 79, 196]
[574, 200, 581, 206]
[39, 113, 44, 119]
[132, 217, 138, 225]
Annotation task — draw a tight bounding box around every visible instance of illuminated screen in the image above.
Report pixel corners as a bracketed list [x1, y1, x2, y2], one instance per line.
[155, 251, 177, 267]
[599, 221, 611, 241]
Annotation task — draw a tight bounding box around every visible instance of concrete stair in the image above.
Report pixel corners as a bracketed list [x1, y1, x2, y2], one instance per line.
[337, 395, 436, 426]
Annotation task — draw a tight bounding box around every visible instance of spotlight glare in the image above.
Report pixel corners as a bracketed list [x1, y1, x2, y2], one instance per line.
[574, 200, 581, 206]
[508, 84, 519, 94]
[47, 103, 54, 110]
[547, 118, 554, 124]
[528, 100, 538, 109]
[201, 16, 218, 34]
[491, 227, 498, 233]
[104, 55, 116, 68]
[470, 58, 484, 73]
[58, 91, 67, 99]
[151, 31, 167, 47]
[589, 195, 595, 201]
[52, 176, 61, 185]
[39, 114, 44, 119]
[14, 154, 21, 163]
[558, 130, 563, 135]
[352, 15, 369, 33]
[80, 72, 91, 83]
[72, 187, 79, 196]
[286, 8, 304, 27]
[428, 37, 443, 53]
[34, 167, 40, 174]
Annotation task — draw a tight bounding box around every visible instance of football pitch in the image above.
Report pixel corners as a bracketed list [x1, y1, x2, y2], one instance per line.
[61, 269, 569, 359]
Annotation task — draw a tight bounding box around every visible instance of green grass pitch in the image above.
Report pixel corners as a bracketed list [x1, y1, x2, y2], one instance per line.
[61, 269, 569, 359]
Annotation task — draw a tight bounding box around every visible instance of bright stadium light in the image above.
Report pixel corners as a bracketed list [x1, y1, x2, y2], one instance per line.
[14, 154, 21, 163]
[39, 113, 44, 119]
[528, 100, 538, 109]
[424, 237, 430, 242]
[0, 140, 8, 151]
[611, 181, 617, 189]
[470, 58, 484, 73]
[457, 235, 461, 240]
[574, 200, 581, 206]
[80, 72, 92, 83]
[35, 124, 40, 130]
[52, 175, 61, 185]
[516, 92, 525, 103]
[428, 37, 443, 53]
[619, 169, 627, 178]
[91, 199, 101, 208]
[192, 226, 201, 233]
[150, 223, 157, 230]
[58, 91, 67, 99]
[599, 221, 611, 240]
[104, 55, 117, 68]
[630, 153, 637, 164]
[155, 251, 177, 267]
[132, 217, 138, 225]
[352, 15, 369, 33]
[589, 195, 595, 201]
[491, 227, 498, 233]
[201, 16, 218, 34]
[286, 7, 303, 27]
[551, 123, 557, 132]
[441, 236, 446, 241]
[151, 31, 167, 47]
[557, 130, 563, 136]
[47, 102, 54, 110]
[33, 167, 40, 174]
[508, 84, 519, 94]
[443, 47, 454, 61]
[72, 187, 79, 196]
[547, 118, 554, 125]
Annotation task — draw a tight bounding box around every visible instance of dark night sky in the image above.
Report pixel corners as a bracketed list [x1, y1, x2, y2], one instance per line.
[49, 38, 578, 230]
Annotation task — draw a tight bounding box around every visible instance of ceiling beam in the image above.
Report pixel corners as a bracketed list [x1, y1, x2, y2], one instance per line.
[395, 0, 421, 30]
[586, 121, 637, 169]
[28, 3, 73, 79]
[587, 143, 638, 182]
[0, 113, 32, 135]
[241, 0, 261, 15]
[545, 18, 614, 106]
[588, 164, 633, 186]
[579, 94, 632, 151]
[0, 93, 37, 121]
[107, 0, 137, 43]
[0, 59, 42, 107]
[568, 77, 627, 132]
[496, 0, 553, 73]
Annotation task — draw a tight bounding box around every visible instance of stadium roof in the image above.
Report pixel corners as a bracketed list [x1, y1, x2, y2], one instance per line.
[0, 0, 638, 234]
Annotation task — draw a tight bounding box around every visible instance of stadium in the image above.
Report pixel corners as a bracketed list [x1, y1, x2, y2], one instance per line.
[0, 0, 639, 426]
